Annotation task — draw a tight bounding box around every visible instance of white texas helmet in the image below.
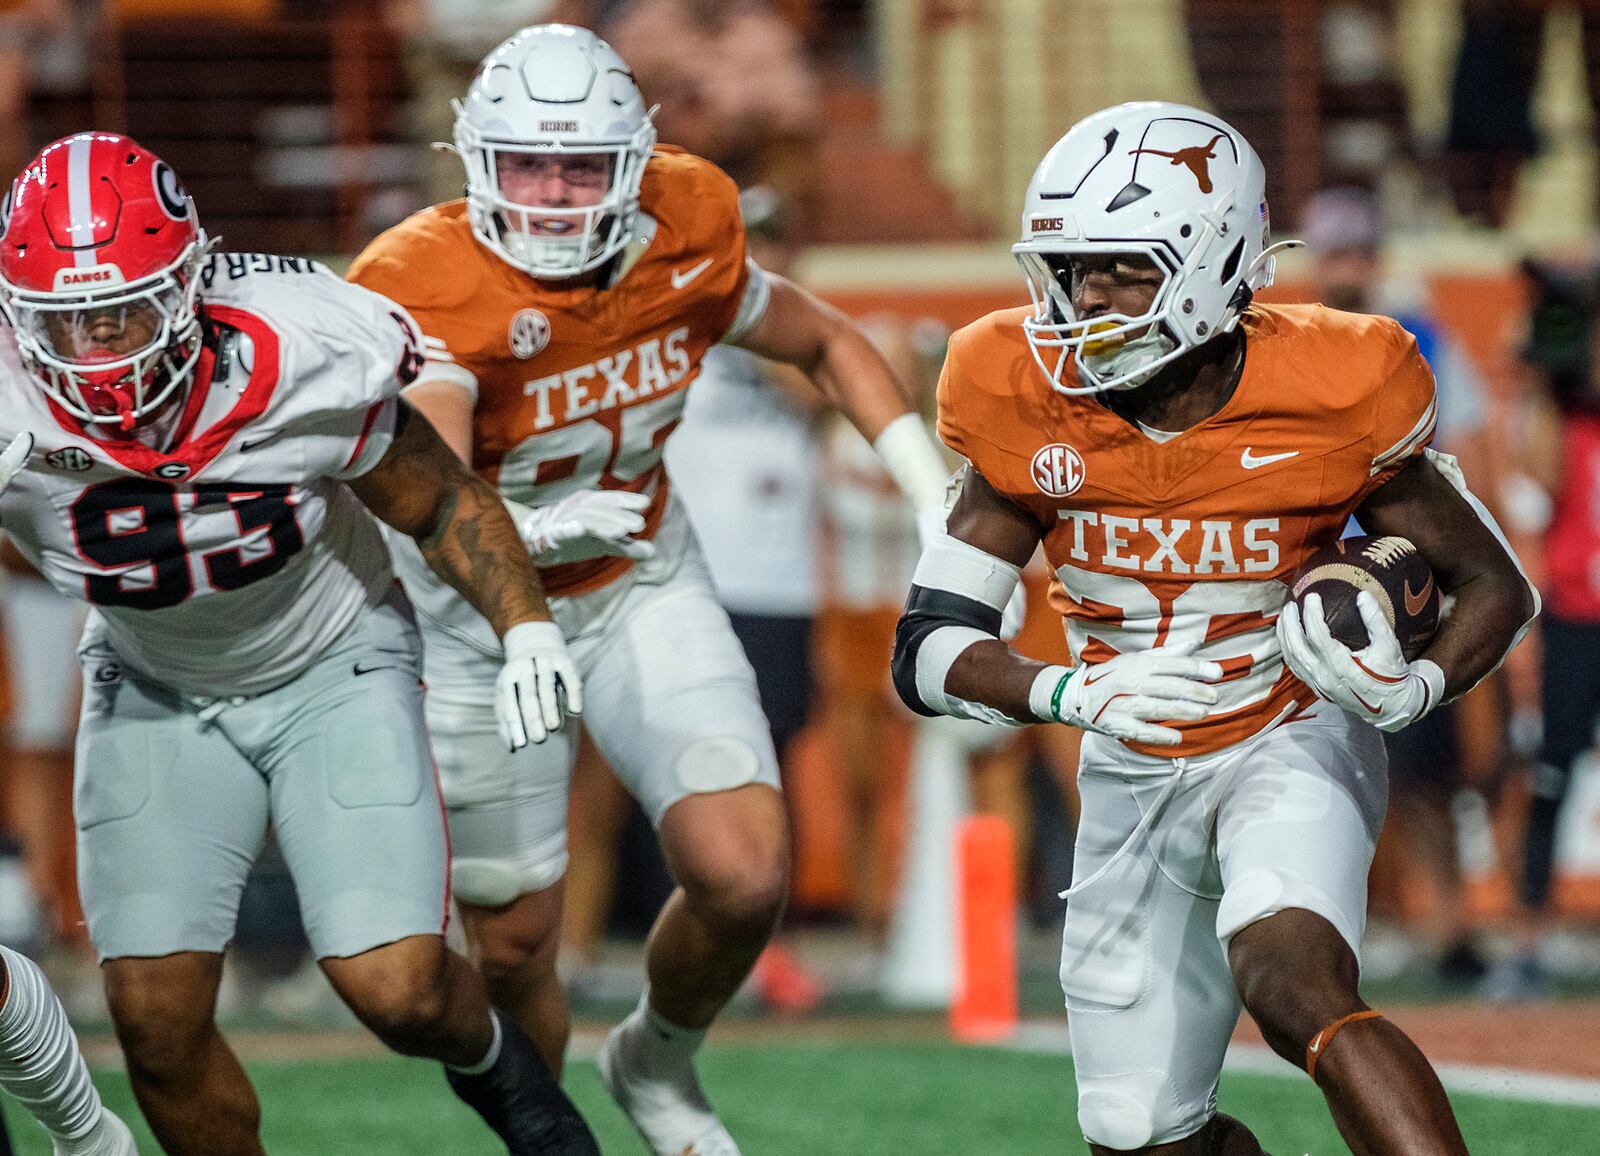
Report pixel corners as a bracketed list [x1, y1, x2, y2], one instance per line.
[453, 23, 657, 279]
[1013, 101, 1296, 395]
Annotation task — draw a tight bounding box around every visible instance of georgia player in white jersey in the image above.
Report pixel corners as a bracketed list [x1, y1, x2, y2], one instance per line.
[0, 133, 599, 1156]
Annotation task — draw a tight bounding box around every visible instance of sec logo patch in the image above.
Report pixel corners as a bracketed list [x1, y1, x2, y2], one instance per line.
[45, 447, 92, 472]
[509, 309, 551, 360]
[1031, 443, 1085, 497]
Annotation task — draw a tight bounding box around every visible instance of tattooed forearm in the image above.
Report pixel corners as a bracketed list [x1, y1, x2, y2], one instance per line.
[351, 399, 553, 637]
[417, 474, 552, 636]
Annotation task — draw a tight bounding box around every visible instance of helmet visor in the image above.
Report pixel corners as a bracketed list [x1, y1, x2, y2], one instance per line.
[12, 282, 183, 368]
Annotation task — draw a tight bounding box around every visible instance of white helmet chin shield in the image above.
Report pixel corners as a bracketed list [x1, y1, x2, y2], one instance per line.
[1012, 101, 1298, 395]
[454, 23, 656, 280]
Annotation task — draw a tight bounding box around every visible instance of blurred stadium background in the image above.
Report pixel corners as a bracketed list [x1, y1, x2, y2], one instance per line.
[3, 0, 1600, 1152]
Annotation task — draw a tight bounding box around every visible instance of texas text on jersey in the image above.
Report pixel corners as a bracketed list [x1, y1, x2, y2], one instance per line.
[0, 255, 422, 697]
[937, 300, 1438, 757]
[346, 146, 765, 629]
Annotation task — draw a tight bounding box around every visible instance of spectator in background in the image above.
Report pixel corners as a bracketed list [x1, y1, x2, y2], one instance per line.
[605, 0, 819, 232]
[1442, 0, 1543, 228]
[1502, 259, 1600, 998]
[814, 386, 922, 955]
[0, 543, 84, 955]
[0, 0, 92, 179]
[1302, 186, 1501, 985]
[385, 0, 597, 208]
[662, 186, 825, 1012]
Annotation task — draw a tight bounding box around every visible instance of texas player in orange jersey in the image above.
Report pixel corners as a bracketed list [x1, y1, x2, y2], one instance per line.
[894, 102, 1538, 1156]
[346, 25, 953, 1156]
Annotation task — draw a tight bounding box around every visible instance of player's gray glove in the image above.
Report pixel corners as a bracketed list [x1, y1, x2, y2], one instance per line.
[509, 489, 657, 565]
[495, 621, 583, 750]
[0, 433, 33, 495]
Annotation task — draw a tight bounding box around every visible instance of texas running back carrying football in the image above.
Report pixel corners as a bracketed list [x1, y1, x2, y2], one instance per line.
[0, 133, 601, 1156]
[346, 24, 955, 1156]
[892, 103, 1537, 1156]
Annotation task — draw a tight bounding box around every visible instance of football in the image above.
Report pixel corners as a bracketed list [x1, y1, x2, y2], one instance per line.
[1290, 534, 1441, 660]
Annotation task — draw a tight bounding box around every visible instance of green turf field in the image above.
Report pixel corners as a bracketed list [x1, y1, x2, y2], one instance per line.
[6, 1041, 1595, 1154]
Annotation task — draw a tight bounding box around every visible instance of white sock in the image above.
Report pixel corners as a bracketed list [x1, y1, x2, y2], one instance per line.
[0, 945, 104, 1142]
[446, 1009, 504, 1077]
[625, 989, 705, 1081]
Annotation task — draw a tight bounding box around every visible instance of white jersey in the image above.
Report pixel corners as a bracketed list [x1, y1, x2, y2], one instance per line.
[0, 254, 420, 697]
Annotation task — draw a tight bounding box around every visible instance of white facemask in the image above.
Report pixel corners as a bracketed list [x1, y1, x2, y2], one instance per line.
[1078, 326, 1179, 391]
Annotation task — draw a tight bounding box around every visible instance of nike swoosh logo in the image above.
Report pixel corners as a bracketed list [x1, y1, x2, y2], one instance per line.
[352, 662, 393, 676]
[670, 258, 714, 290]
[239, 430, 286, 453]
[1083, 666, 1114, 686]
[1352, 691, 1384, 715]
[1241, 448, 1300, 470]
[1404, 576, 1434, 617]
[1308, 1033, 1324, 1055]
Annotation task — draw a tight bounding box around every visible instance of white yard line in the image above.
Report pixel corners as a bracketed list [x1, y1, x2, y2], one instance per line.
[1004, 1022, 1600, 1109]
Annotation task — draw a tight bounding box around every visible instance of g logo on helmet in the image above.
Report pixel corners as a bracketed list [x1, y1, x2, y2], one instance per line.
[1031, 443, 1086, 497]
[152, 162, 191, 222]
[508, 309, 551, 359]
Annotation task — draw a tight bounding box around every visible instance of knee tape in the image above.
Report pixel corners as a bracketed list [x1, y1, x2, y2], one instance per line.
[452, 852, 567, 909]
[1216, 866, 1356, 952]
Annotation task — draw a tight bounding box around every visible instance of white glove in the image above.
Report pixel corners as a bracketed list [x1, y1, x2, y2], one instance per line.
[1039, 650, 1224, 746]
[495, 621, 583, 750]
[1277, 590, 1445, 733]
[513, 490, 657, 564]
[0, 433, 32, 495]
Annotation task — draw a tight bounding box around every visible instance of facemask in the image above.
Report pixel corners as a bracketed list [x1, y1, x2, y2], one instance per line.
[1079, 325, 1178, 390]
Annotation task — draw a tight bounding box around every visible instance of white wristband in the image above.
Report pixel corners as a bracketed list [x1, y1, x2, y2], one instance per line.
[872, 413, 951, 512]
[1028, 664, 1073, 722]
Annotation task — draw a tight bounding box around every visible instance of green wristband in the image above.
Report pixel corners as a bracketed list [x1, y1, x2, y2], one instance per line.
[1049, 670, 1073, 723]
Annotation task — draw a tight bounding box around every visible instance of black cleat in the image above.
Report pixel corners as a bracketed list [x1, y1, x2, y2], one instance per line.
[445, 1015, 599, 1156]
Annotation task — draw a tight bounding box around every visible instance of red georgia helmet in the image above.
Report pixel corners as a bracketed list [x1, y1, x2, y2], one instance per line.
[0, 133, 210, 430]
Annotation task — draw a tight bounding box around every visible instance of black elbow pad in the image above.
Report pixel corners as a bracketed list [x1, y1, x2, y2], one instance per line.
[890, 584, 1003, 718]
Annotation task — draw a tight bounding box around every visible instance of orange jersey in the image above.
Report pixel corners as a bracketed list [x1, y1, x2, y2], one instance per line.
[347, 147, 752, 597]
[938, 303, 1438, 757]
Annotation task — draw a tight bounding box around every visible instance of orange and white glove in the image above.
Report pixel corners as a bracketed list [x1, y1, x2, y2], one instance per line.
[507, 490, 657, 565]
[1032, 649, 1224, 746]
[1277, 590, 1444, 733]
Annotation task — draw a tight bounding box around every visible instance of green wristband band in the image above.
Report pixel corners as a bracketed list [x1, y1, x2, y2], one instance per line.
[1049, 670, 1073, 723]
